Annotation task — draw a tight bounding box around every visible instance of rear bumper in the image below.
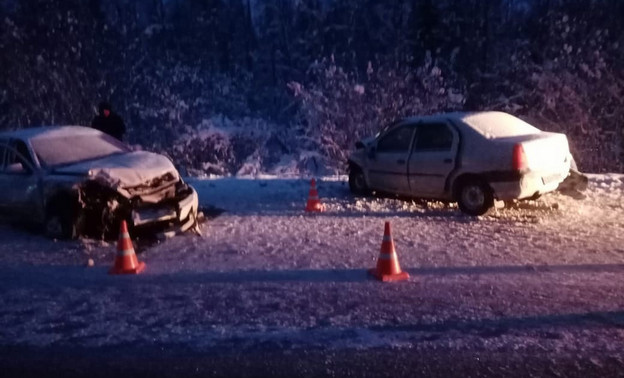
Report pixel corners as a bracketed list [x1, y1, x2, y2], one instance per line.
[131, 186, 199, 228]
[489, 170, 568, 200]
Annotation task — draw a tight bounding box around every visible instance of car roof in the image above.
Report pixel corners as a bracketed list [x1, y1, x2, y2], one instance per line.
[400, 111, 500, 124]
[399, 111, 540, 138]
[0, 126, 103, 142]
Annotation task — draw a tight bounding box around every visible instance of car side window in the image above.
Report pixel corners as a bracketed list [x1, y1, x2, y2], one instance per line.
[11, 140, 34, 166]
[413, 123, 454, 152]
[377, 125, 415, 153]
[0, 142, 32, 174]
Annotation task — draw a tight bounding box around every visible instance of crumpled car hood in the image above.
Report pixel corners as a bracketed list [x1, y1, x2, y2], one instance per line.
[54, 151, 180, 190]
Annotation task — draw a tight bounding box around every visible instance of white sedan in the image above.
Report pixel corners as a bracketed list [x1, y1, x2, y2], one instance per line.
[347, 111, 573, 215]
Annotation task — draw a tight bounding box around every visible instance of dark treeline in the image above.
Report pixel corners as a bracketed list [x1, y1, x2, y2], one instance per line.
[0, 0, 622, 173]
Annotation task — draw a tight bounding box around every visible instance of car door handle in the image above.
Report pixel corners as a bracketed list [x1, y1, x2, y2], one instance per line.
[443, 158, 453, 164]
[397, 159, 406, 165]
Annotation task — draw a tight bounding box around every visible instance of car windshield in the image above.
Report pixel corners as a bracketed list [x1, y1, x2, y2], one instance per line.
[31, 133, 130, 167]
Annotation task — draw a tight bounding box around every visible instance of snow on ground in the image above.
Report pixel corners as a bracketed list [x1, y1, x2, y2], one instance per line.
[0, 174, 623, 357]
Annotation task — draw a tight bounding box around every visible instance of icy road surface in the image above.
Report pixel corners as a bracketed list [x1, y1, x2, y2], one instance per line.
[0, 174, 623, 375]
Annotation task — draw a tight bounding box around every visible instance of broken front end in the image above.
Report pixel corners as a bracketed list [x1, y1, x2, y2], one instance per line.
[77, 173, 199, 239]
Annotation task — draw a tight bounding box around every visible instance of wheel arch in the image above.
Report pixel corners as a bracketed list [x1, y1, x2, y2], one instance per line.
[348, 160, 372, 196]
[41, 187, 84, 239]
[347, 159, 362, 172]
[451, 173, 493, 201]
[45, 187, 80, 214]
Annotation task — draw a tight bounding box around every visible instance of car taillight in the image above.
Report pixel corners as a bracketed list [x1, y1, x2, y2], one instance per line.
[512, 144, 528, 171]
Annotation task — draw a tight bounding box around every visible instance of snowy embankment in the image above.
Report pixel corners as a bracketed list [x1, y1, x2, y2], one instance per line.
[0, 174, 622, 356]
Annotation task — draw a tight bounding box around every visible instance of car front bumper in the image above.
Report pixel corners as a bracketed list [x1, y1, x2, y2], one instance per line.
[131, 186, 199, 228]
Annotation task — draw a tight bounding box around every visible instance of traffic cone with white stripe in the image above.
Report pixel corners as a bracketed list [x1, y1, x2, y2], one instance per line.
[109, 220, 146, 275]
[305, 178, 325, 212]
[369, 222, 409, 282]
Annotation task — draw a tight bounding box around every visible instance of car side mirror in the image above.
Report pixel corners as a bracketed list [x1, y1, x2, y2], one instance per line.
[6, 162, 25, 173]
[367, 146, 376, 160]
[6, 161, 33, 175]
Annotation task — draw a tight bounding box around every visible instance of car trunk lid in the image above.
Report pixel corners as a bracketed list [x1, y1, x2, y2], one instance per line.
[498, 132, 571, 174]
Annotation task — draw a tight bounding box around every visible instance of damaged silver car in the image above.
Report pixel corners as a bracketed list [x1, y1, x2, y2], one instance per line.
[0, 126, 199, 239]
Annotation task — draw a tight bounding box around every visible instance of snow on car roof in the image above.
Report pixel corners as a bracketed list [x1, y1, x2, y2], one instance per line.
[459, 111, 540, 138]
[0, 126, 103, 142]
[402, 111, 540, 139]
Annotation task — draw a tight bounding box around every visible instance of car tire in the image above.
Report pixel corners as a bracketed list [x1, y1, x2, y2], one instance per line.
[348, 166, 370, 196]
[44, 198, 83, 239]
[456, 178, 494, 216]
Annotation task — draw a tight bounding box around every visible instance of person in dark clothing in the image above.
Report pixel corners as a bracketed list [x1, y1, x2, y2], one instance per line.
[91, 101, 126, 141]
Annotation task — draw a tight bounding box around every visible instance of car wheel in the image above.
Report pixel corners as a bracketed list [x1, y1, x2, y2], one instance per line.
[44, 200, 83, 239]
[456, 178, 494, 216]
[349, 166, 370, 196]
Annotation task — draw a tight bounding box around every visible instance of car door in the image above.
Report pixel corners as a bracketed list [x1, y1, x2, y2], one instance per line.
[366, 123, 416, 194]
[407, 122, 459, 198]
[0, 140, 41, 221]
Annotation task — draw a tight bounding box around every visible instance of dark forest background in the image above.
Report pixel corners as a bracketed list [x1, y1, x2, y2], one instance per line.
[1, 0, 623, 174]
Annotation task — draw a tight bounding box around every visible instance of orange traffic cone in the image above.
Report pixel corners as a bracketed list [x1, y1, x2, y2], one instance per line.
[369, 222, 409, 282]
[109, 220, 146, 275]
[305, 178, 325, 212]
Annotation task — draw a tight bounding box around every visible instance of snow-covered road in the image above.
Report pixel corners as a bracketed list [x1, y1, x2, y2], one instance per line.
[0, 174, 623, 374]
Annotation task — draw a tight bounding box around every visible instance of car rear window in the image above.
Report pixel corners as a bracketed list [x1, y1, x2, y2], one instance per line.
[31, 134, 130, 167]
[462, 112, 540, 139]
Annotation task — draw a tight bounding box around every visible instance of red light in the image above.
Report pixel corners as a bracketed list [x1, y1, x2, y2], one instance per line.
[512, 144, 528, 171]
